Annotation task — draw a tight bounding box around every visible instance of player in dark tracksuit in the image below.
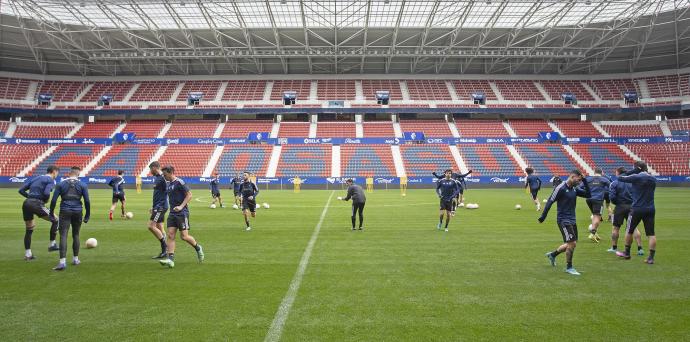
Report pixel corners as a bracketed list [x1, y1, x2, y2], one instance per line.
[108, 170, 126, 220]
[49, 166, 90, 271]
[432, 169, 472, 213]
[615, 161, 657, 264]
[159, 165, 204, 268]
[584, 168, 611, 243]
[338, 179, 367, 231]
[239, 172, 260, 231]
[539, 169, 590, 276]
[148, 161, 168, 259]
[230, 175, 243, 208]
[436, 170, 461, 232]
[608, 167, 643, 255]
[524, 167, 542, 211]
[18, 165, 60, 260]
[209, 172, 224, 208]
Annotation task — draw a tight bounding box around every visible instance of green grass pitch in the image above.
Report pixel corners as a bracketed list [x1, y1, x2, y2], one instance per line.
[1, 187, 689, 341]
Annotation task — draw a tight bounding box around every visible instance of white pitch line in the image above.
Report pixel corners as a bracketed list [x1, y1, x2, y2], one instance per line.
[264, 191, 335, 342]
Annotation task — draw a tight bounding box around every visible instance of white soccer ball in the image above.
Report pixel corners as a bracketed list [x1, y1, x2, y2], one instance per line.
[515, 204, 522, 210]
[125, 212, 134, 219]
[255, 205, 260, 211]
[337, 196, 343, 200]
[232, 204, 239, 210]
[458, 203, 465, 207]
[85, 238, 98, 249]
[543, 199, 547, 203]
[263, 202, 270, 209]
[210, 204, 216, 209]
[402, 193, 406, 197]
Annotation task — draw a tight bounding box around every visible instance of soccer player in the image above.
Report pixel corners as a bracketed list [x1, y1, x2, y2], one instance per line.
[49, 166, 90, 271]
[239, 172, 260, 231]
[608, 167, 644, 255]
[209, 171, 224, 208]
[615, 161, 657, 264]
[538, 169, 590, 276]
[584, 168, 610, 243]
[524, 167, 542, 211]
[159, 166, 204, 268]
[108, 170, 126, 220]
[18, 165, 60, 260]
[337, 179, 366, 231]
[148, 161, 168, 259]
[550, 174, 562, 187]
[432, 169, 472, 214]
[230, 173, 243, 208]
[436, 169, 461, 232]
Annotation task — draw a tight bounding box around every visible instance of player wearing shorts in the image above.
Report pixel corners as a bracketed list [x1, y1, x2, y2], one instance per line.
[338, 179, 366, 231]
[608, 167, 643, 255]
[18, 165, 60, 260]
[148, 161, 168, 259]
[436, 170, 461, 232]
[524, 167, 542, 211]
[584, 168, 610, 243]
[108, 170, 126, 220]
[209, 171, 224, 208]
[49, 167, 90, 271]
[432, 169, 472, 214]
[239, 172, 260, 231]
[539, 169, 590, 276]
[159, 166, 204, 269]
[615, 161, 657, 264]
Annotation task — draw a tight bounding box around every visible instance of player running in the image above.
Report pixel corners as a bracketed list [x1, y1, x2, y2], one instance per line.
[524, 167, 542, 211]
[159, 166, 204, 268]
[148, 161, 168, 259]
[230, 173, 243, 208]
[108, 170, 126, 220]
[337, 179, 367, 231]
[18, 165, 60, 260]
[239, 172, 260, 231]
[432, 169, 472, 214]
[436, 170, 461, 232]
[608, 167, 644, 255]
[585, 168, 611, 243]
[49, 166, 90, 271]
[209, 171, 224, 208]
[538, 169, 590, 276]
[615, 161, 657, 264]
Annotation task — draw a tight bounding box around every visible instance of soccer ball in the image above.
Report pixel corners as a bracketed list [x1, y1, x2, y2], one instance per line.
[515, 204, 522, 210]
[255, 205, 260, 211]
[458, 203, 465, 207]
[210, 204, 216, 209]
[263, 203, 270, 209]
[543, 199, 547, 203]
[232, 204, 239, 210]
[402, 193, 406, 197]
[466, 203, 479, 209]
[85, 238, 98, 249]
[125, 212, 134, 219]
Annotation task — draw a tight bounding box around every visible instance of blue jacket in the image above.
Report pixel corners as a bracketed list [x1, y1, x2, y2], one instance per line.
[436, 178, 460, 201]
[525, 175, 542, 190]
[50, 177, 91, 220]
[584, 175, 610, 201]
[151, 173, 168, 209]
[540, 179, 591, 224]
[19, 175, 55, 202]
[609, 180, 633, 206]
[210, 177, 220, 193]
[108, 176, 125, 195]
[618, 172, 656, 210]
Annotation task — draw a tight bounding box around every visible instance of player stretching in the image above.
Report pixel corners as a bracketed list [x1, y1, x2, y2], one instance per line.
[49, 167, 90, 271]
[18, 165, 60, 260]
[148, 161, 168, 259]
[432, 169, 472, 213]
[210, 171, 224, 208]
[108, 170, 126, 220]
[615, 161, 657, 264]
[159, 166, 204, 268]
[436, 170, 461, 232]
[585, 168, 610, 243]
[608, 167, 644, 255]
[230, 173, 243, 208]
[524, 167, 542, 211]
[337, 179, 366, 231]
[239, 172, 259, 231]
[539, 169, 590, 276]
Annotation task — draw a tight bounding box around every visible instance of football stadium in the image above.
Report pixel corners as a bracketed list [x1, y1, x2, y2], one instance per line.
[0, 0, 689, 340]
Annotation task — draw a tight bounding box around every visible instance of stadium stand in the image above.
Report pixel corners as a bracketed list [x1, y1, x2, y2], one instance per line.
[36, 80, 84, 102]
[341, 145, 396, 177]
[221, 120, 273, 138]
[165, 120, 219, 138]
[362, 121, 395, 137]
[457, 144, 521, 177]
[0, 77, 30, 100]
[552, 119, 603, 137]
[569, 144, 635, 175]
[451, 80, 497, 100]
[361, 80, 403, 101]
[216, 145, 273, 177]
[12, 124, 73, 138]
[119, 120, 166, 138]
[642, 74, 688, 98]
[175, 81, 222, 102]
[0, 120, 9, 137]
[222, 80, 266, 101]
[130, 81, 178, 102]
[588, 79, 637, 100]
[271, 80, 312, 100]
[0, 144, 49, 176]
[88, 145, 158, 177]
[400, 144, 456, 177]
[316, 122, 356, 138]
[540, 80, 594, 101]
[406, 80, 452, 101]
[626, 143, 690, 176]
[73, 121, 121, 138]
[667, 118, 690, 135]
[493, 80, 544, 101]
[29, 145, 103, 176]
[156, 145, 215, 176]
[508, 119, 552, 137]
[399, 119, 452, 137]
[600, 122, 663, 137]
[455, 119, 508, 137]
[317, 80, 356, 100]
[81, 81, 135, 102]
[275, 145, 331, 177]
[515, 145, 579, 176]
[277, 122, 310, 137]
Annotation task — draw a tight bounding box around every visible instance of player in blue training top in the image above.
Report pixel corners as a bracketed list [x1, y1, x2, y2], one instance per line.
[209, 171, 224, 208]
[108, 170, 126, 221]
[584, 168, 611, 243]
[524, 167, 543, 211]
[229, 173, 243, 208]
[239, 172, 260, 231]
[159, 165, 204, 269]
[436, 169, 461, 232]
[538, 169, 591, 276]
[615, 161, 657, 264]
[18, 165, 60, 260]
[608, 167, 643, 256]
[49, 166, 90, 271]
[147, 161, 168, 259]
[432, 169, 472, 213]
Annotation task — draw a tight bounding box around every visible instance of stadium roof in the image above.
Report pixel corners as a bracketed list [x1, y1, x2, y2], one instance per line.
[0, 0, 688, 76]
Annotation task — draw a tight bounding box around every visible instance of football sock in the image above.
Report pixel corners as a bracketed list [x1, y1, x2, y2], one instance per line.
[439, 215, 443, 224]
[159, 238, 167, 253]
[24, 229, 33, 249]
[59, 257, 66, 264]
[637, 246, 643, 251]
[168, 253, 175, 261]
[49, 221, 58, 241]
[551, 250, 561, 257]
[193, 244, 201, 252]
[649, 249, 655, 259]
[25, 249, 32, 257]
[566, 262, 573, 269]
[245, 218, 250, 227]
[351, 216, 356, 229]
[624, 245, 631, 256]
[612, 245, 617, 250]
